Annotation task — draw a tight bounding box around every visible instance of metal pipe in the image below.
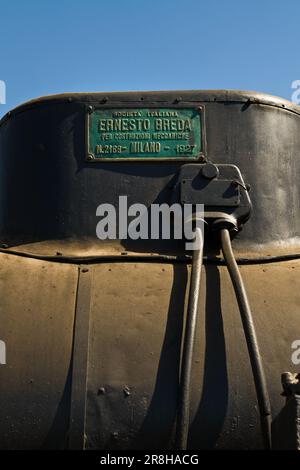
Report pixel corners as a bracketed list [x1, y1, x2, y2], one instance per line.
[220, 228, 272, 449]
[176, 227, 204, 450]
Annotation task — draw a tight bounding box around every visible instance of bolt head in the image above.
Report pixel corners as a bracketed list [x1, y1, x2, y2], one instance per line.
[202, 163, 219, 179]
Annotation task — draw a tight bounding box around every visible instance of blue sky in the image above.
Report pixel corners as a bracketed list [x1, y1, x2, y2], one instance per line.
[0, 0, 299, 117]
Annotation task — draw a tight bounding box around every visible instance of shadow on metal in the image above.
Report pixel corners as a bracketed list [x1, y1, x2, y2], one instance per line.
[41, 363, 73, 449]
[189, 265, 228, 449]
[130, 264, 187, 449]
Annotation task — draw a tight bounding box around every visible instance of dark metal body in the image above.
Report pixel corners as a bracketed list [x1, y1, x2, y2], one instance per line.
[0, 90, 300, 248]
[0, 90, 299, 449]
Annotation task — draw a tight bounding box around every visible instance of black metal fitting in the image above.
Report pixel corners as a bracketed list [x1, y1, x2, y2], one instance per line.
[174, 163, 252, 233]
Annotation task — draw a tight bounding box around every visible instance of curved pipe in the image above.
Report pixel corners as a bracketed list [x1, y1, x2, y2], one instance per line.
[176, 227, 204, 450]
[220, 228, 272, 449]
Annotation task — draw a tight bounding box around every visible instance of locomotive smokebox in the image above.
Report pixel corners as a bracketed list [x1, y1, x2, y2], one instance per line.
[0, 90, 299, 450]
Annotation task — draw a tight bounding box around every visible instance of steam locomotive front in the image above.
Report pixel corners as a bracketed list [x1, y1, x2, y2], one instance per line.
[0, 90, 299, 450]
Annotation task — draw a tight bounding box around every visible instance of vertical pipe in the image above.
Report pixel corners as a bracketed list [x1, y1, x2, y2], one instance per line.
[220, 228, 272, 449]
[176, 227, 204, 450]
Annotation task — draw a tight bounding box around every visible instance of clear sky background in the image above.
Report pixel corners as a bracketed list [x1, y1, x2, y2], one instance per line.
[0, 0, 299, 117]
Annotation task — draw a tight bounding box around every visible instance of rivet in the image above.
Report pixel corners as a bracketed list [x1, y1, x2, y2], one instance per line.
[174, 96, 182, 104]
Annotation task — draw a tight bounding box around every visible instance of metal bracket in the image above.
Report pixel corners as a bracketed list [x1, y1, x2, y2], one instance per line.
[69, 266, 92, 450]
[272, 372, 300, 449]
[174, 163, 252, 231]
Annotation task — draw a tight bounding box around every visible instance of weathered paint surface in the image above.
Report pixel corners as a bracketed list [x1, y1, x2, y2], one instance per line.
[0, 253, 299, 449]
[0, 254, 78, 449]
